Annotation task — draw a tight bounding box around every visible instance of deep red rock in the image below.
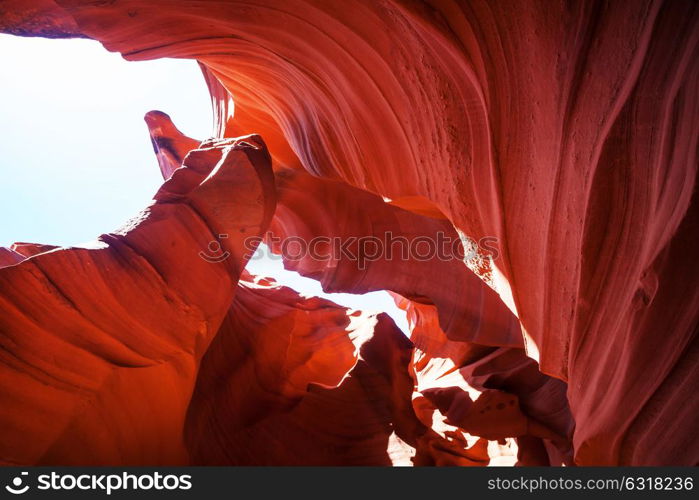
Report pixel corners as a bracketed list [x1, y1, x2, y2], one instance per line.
[185, 274, 424, 465]
[0, 137, 275, 465]
[1, 0, 697, 465]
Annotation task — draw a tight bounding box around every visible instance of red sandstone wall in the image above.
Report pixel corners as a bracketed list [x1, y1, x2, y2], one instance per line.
[0, 0, 697, 465]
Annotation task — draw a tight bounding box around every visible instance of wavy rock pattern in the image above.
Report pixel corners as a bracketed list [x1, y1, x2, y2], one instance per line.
[1, 0, 697, 465]
[0, 137, 276, 465]
[269, 168, 523, 349]
[185, 274, 422, 465]
[395, 296, 574, 466]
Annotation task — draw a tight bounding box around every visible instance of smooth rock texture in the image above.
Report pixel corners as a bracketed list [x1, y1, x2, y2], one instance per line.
[1, 0, 697, 465]
[185, 274, 421, 465]
[0, 137, 276, 464]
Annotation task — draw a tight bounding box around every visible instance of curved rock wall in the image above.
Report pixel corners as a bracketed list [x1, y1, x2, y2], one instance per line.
[1, 0, 697, 465]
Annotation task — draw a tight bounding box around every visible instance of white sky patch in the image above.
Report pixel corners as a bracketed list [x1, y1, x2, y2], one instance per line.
[0, 34, 211, 247]
[246, 244, 409, 335]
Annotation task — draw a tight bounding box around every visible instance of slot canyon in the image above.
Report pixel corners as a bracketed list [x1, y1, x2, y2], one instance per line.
[0, 0, 697, 466]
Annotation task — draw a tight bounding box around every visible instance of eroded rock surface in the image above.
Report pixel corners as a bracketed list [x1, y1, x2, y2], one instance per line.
[1, 0, 697, 465]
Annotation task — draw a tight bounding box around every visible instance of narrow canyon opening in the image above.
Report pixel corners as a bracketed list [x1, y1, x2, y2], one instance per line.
[0, 34, 408, 335]
[0, 34, 210, 247]
[1, 0, 696, 469]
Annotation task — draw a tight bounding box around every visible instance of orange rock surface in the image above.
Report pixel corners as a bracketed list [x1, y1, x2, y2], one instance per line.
[1, 0, 697, 465]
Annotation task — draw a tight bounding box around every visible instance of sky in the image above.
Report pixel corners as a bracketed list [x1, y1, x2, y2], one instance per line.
[0, 34, 408, 333]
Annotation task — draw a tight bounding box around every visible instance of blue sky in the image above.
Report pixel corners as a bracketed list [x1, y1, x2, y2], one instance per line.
[0, 34, 408, 332]
[0, 34, 211, 247]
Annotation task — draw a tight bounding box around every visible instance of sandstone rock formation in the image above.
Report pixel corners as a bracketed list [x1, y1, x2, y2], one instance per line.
[0, 137, 276, 464]
[0, 0, 697, 465]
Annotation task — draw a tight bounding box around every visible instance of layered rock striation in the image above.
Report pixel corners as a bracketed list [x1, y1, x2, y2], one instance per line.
[1, 0, 697, 465]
